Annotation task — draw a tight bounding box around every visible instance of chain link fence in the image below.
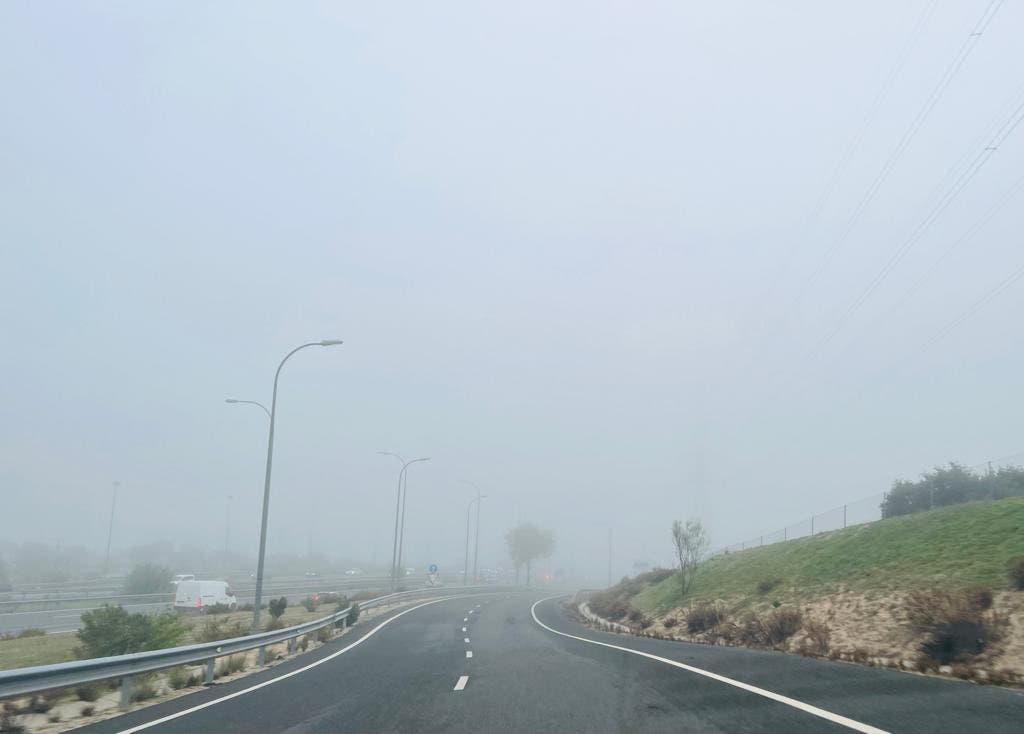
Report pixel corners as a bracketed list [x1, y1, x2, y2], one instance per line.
[711, 492, 885, 557]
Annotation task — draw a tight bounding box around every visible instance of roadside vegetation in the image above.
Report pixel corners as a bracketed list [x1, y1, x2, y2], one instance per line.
[881, 463, 1024, 518]
[585, 497, 1024, 686]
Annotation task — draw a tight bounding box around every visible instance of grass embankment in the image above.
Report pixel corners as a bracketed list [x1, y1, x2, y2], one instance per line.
[0, 606, 325, 671]
[635, 497, 1024, 613]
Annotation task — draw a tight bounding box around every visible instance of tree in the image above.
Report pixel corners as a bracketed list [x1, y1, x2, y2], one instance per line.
[77, 605, 186, 658]
[123, 563, 173, 595]
[671, 518, 708, 598]
[505, 523, 555, 585]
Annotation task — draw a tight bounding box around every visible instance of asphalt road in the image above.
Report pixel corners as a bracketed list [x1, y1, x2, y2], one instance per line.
[69, 591, 1024, 733]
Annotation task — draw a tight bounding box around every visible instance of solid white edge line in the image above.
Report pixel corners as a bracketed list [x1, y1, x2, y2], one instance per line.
[111, 595, 475, 734]
[529, 597, 890, 734]
[454, 675, 469, 691]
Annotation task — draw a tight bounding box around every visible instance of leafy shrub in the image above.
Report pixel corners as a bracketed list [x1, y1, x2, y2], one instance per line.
[920, 618, 990, 665]
[267, 597, 288, 619]
[167, 666, 199, 690]
[802, 619, 831, 656]
[77, 606, 186, 658]
[75, 683, 101, 702]
[203, 603, 233, 615]
[316, 626, 332, 643]
[756, 578, 780, 595]
[195, 617, 248, 643]
[123, 563, 173, 595]
[763, 608, 802, 646]
[264, 617, 286, 632]
[967, 586, 994, 611]
[26, 695, 53, 714]
[1007, 556, 1024, 590]
[216, 654, 247, 677]
[587, 590, 629, 621]
[905, 590, 998, 665]
[46, 712, 61, 724]
[686, 603, 726, 634]
[80, 705, 95, 717]
[318, 592, 344, 605]
[0, 713, 23, 733]
[348, 602, 360, 625]
[301, 596, 319, 613]
[662, 617, 678, 629]
[238, 603, 255, 612]
[16, 628, 45, 638]
[133, 676, 158, 702]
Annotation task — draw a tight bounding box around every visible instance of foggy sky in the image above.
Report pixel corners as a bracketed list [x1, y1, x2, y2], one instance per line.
[2, 1, 1023, 582]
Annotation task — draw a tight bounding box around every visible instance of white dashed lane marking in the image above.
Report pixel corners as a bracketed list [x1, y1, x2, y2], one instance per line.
[454, 675, 469, 691]
[466, 650, 473, 658]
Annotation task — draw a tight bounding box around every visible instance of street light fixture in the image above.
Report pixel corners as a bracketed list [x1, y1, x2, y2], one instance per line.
[249, 340, 343, 635]
[461, 480, 486, 585]
[225, 398, 271, 420]
[379, 452, 430, 589]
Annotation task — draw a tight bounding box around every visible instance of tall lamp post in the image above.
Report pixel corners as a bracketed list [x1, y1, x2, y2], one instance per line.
[245, 340, 342, 635]
[103, 481, 120, 576]
[461, 481, 486, 585]
[379, 452, 430, 589]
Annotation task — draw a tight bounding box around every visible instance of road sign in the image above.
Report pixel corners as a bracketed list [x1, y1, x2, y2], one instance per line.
[428, 563, 438, 574]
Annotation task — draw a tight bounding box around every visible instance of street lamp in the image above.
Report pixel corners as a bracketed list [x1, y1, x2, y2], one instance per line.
[249, 340, 343, 635]
[103, 481, 120, 576]
[379, 452, 430, 589]
[461, 481, 486, 585]
[225, 398, 271, 420]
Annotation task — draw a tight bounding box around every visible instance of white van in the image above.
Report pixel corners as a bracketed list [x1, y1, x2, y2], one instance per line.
[173, 580, 237, 613]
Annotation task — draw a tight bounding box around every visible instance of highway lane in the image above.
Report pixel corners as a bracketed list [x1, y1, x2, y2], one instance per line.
[69, 591, 1024, 733]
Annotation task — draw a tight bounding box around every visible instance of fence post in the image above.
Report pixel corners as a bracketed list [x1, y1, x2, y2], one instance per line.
[760, 535, 764, 546]
[119, 675, 133, 710]
[843, 504, 847, 528]
[811, 516, 815, 535]
[205, 658, 216, 685]
[783, 527, 787, 541]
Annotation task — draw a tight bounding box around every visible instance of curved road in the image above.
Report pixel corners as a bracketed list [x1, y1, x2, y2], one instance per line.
[71, 591, 1024, 733]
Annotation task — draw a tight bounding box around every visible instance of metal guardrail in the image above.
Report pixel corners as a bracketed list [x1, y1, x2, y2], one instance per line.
[0, 585, 510, 708]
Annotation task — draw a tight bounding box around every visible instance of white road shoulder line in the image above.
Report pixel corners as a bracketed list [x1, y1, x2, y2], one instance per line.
[530, 598, 889, 734]
[110, 595, 467, 734]
[454, 675, 469, 691]
[465, 650, 473, 658]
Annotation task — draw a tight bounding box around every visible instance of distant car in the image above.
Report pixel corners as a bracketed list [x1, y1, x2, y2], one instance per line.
[344, 568, 364, 576]
[171, 574, 196, 586]
[173, 580, 237, 613]
[304, 571, 318, 577]
[404, 567, 415, 576]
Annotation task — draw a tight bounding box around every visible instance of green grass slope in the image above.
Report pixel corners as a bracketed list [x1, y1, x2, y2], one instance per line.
[635, 496, 1024, 613]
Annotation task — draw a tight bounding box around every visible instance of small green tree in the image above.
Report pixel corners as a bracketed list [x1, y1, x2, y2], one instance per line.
[268, 597, 288, 619]
[671, 518, 709, 598]
[123, 563, 173, 595]
[77, 606, 186, 658]
[505, 523, 555, 585]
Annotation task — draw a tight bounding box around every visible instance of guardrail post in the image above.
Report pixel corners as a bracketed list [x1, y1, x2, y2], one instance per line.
[287, 637, 296, 654]
[119, 675, 133, 710]
[205, 658, 216, 685]
[257, 646, 266, 666]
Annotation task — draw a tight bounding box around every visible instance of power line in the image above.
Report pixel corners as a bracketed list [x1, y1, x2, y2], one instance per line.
[789, 0, 1006, 306]
[917, 259, 1024, 355]
[801, 93, 1024, 363]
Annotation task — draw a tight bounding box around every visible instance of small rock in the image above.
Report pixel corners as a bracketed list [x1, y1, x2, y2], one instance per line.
[900, 659, 916, 671]
[939, 665, 953, 675]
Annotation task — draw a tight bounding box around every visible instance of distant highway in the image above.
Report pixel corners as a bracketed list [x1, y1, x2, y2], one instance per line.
[69, 591, 1024, 733]
[0, 576, 458, 635]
